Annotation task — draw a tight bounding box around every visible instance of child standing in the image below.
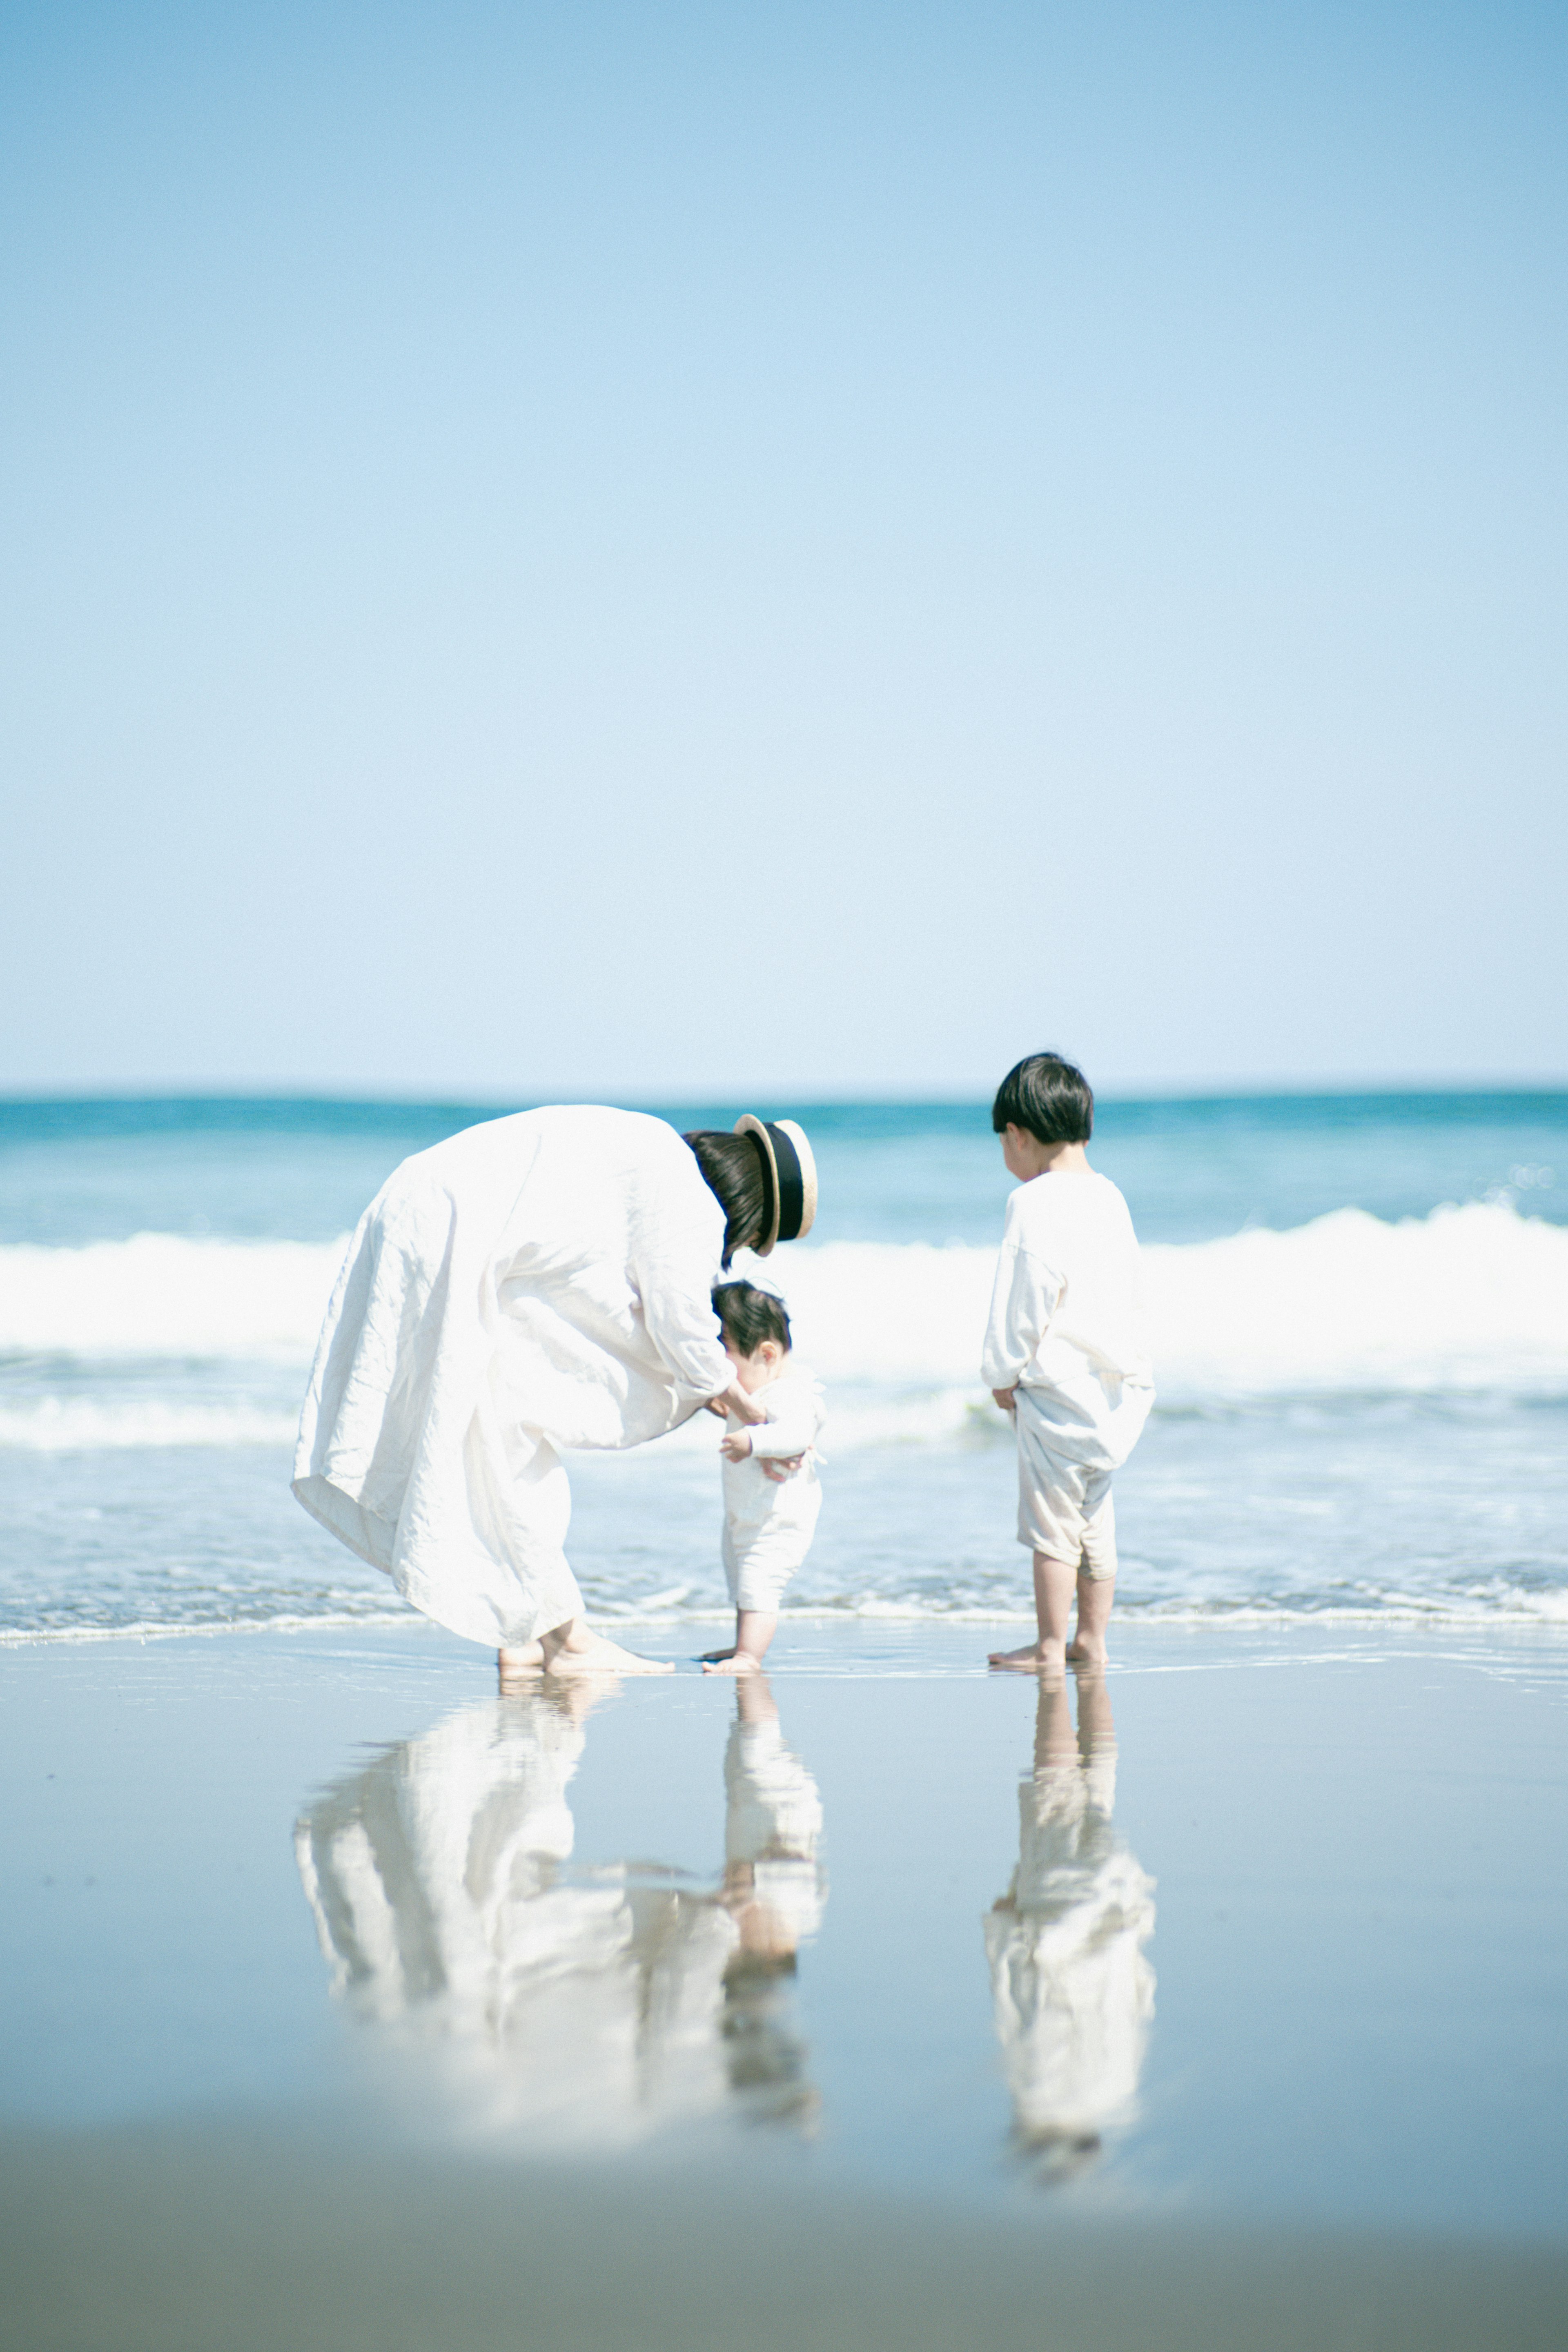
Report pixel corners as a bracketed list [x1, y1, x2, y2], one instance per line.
[982, 1055, 1154, 1674]
[699, 1281, 826, 1677]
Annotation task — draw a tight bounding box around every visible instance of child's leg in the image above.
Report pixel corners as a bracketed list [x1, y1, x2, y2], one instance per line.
[1066, 1486, 1117, 1667]
[995, 1414, 1089, 1672]
[1066, 1569, 1115, 1667]
[988, 1553, 1076, 1672]
[702, 1608, 778, 1675]
[703, 1517, 804, 1671]
[699, 1526, 748, 1665]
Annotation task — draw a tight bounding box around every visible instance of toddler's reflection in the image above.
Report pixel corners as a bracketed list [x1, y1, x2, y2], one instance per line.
[984, 1676, 1156, 2180]
[294, 1675, 824, 2143]
[718, 1674, 824, 2116]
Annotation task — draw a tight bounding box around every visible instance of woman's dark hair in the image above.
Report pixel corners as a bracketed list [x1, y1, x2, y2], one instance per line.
[712, 1280, 792, 1355]
[991, 1053, 1094, 1145]
[685, 1131, 768, 1266]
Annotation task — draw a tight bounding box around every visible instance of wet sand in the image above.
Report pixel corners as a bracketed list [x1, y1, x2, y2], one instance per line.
[2, 1618, 1566, 2349]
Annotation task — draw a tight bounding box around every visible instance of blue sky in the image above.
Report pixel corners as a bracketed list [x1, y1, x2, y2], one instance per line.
[2, 0, 1564, 1098]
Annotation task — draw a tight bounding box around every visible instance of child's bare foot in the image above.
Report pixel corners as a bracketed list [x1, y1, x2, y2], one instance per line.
[1067, 1637, 1108, 1668]
[542, 1624, 673, 1676]
[700, 1610, 776, 1675]
[988, 1639, 1067, 1675]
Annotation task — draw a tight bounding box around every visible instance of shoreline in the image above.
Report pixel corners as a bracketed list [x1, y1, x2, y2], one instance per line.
[7, 1597, 1568, 1648]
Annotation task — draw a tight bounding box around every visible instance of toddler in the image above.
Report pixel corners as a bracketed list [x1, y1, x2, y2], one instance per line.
[982, 1054, 1154, 1674]
[699, 1281, 826, 1676]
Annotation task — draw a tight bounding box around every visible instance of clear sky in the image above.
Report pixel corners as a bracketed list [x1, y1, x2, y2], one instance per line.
[2, 0, 1564, 1100]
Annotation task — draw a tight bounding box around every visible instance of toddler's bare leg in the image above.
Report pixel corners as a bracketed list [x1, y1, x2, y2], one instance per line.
[1067, 1570, 1114, 1668]
[697, 1609, 742, 1664]
[702, 1608, 777, 1675]
[988, 1553, 1075, 1673]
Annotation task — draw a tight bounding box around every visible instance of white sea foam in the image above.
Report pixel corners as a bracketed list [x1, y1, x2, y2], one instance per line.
[0, 1232, 341, 1360]
[752, 1200, 1568, 1399]
[0, 1203, 1564, 1414]
[0, 1399, 299, 1451]
[6, 1590, 1568, 1646]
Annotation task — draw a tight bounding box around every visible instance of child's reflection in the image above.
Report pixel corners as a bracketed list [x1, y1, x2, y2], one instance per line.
[984, 1675, 1156, 2179]
[717, 1673, 825, 2120]
[294, 1675, 825, 2142]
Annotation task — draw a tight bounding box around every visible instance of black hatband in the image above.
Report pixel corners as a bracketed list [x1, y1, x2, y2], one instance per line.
[744, 1126, 776, 1244]
[768, 1123, 805, 1244]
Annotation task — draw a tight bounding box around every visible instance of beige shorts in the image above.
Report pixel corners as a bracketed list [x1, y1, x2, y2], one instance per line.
[1015, 1418, 1118, 1581]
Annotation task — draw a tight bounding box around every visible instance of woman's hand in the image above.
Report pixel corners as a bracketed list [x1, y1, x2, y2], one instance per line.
[711, 1380, 768, 1427]
[992, 1385, 1018, 1414]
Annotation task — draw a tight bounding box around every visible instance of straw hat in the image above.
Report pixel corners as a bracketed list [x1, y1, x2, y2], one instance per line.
[733, 1116, 817, 1255]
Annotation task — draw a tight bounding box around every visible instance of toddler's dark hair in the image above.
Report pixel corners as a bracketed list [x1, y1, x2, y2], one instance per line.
[991, 1053, 1094, 1145]
[713, 1280, 792, 1356]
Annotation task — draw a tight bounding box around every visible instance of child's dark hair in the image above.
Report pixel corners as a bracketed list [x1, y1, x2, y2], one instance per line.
[713, 1279, 792, 1356]
[991, 1054, 1094, 1145]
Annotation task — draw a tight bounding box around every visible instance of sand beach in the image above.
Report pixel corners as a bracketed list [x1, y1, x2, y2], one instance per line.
[4, 1615, 1566, 2350]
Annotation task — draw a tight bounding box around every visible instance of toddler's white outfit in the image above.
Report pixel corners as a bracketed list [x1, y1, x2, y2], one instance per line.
[981, 1172, 1154, 1580]
[722, 1362, 825, 1613]
[724, 1710, 826, 1946]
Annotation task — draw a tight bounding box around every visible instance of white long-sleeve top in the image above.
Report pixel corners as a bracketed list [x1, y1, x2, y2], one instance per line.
[294, 1107, 735, 1638]
[980, 1171, 1154, 1469]
[722, 1360, 825, 1538]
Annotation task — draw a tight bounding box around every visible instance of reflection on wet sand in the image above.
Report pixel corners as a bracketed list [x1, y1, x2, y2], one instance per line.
[294, 1675, 825, 2144]
[984, 1677, 1156, 2179]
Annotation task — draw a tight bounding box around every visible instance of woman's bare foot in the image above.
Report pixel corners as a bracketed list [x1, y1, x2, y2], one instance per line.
[541, 1621, 673, 1676]
[498, 1638, 545, 1684]
[988, 1639, 1067, 1674]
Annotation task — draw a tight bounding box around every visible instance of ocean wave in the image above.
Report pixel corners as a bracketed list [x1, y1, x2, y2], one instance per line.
[764, 1204, 1568, 1398]
[0, 1232, 339, 1359]
[0, 1389, 999, 1456]
[0, 1605, 422, 1648]
[0, 1399, 300, 1451]
[0, 1200, 1564, 1403]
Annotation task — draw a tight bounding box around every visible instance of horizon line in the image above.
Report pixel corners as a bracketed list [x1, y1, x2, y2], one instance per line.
[2, 1078, 1566, 1112]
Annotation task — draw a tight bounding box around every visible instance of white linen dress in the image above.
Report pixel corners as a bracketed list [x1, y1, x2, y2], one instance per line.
[292, 1106, 734, 1647]
[294, 1686, 828, 2140]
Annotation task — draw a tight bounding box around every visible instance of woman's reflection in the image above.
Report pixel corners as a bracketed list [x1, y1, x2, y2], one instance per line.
[294, 1674, 825, 2143]
[984, 1675, 1156, 2179]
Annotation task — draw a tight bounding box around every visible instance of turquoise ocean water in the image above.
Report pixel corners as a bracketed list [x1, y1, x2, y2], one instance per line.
[1, 1092, 1564, 1640]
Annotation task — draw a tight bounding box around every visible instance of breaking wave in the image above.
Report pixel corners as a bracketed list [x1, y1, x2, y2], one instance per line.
[0, 1399, 299, 1451]
[2, 1201, 1563, 1403]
